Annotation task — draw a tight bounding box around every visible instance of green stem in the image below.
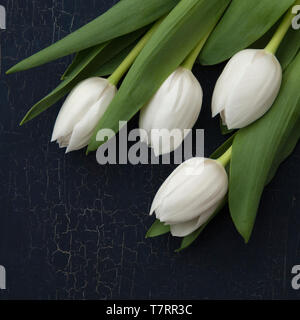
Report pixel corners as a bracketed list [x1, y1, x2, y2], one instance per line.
[181, 22, 216, 70]
[217, 146, 232, 167]
[108, 18, 164, 86]
[265, 0, 300, 55]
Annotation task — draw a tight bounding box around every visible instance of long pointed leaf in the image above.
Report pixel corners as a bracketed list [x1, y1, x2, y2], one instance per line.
[7, 0, 180, 74]
[61, 27, 147, 80]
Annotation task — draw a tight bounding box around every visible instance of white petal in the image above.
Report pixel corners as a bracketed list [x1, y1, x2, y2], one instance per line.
[212, 49, 257, 118]
[169, 200, 221, 237]
[158, 159, 227, 224]
[51, 77, 112, 143]
[149, 157, 203, 217]
[212, 49, 282, 129]
[224, 51, 282, 129]
[151, 158, 228, 224]
[66, 84, 116, 152]
[139, 67, 203, 155]
[170, 200, 216, 237]
[170, 217, 200, 237]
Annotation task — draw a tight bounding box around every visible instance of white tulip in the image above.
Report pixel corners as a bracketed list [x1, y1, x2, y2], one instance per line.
[139, 67, 203, 156]
[51, 77, 116, 152]
[150, 157, 228, 237]
[212, 49, 282, 129]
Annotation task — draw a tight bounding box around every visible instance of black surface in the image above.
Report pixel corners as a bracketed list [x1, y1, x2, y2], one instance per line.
[0, 0, 299, 300]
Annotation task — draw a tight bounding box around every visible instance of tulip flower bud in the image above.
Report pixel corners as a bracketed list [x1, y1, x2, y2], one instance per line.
[51, 77, 116, 152]
[139, 67, 203, 156]
[212, 49, 282, 129]
[150, 157, 228, 237]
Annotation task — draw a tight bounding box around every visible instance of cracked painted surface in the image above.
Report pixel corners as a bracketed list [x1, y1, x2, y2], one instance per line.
[0, 0, 300, 300]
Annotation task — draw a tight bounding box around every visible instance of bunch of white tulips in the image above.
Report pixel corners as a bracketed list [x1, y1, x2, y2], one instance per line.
[47, 1, 296, 239]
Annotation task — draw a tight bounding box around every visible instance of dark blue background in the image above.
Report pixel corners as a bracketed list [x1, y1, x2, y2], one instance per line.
[0, 0, 299, 300]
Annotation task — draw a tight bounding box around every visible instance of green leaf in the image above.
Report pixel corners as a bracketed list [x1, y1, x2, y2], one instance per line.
[266, 117, 300, 185]
[87, 0, 231, 153]
[277, 28, 300, 70]
[199, 0, 295, 65]
[60, 52, 82, 80]
[249, 23, 278, 50]
[146, 220, 170, 238]
[175, 228, 203, 252]
[61, 27, 147, 80]
[220, 118, 235, 136]
[92, 44, 137, 77]
[229, 51, 300, 243]
[20, 30, 144, 124]
[210, 133, 236, 160]
[7, 0, 180, 74]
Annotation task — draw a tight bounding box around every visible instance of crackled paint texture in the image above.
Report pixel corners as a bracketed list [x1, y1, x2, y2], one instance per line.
[0, 0, 300, 300]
